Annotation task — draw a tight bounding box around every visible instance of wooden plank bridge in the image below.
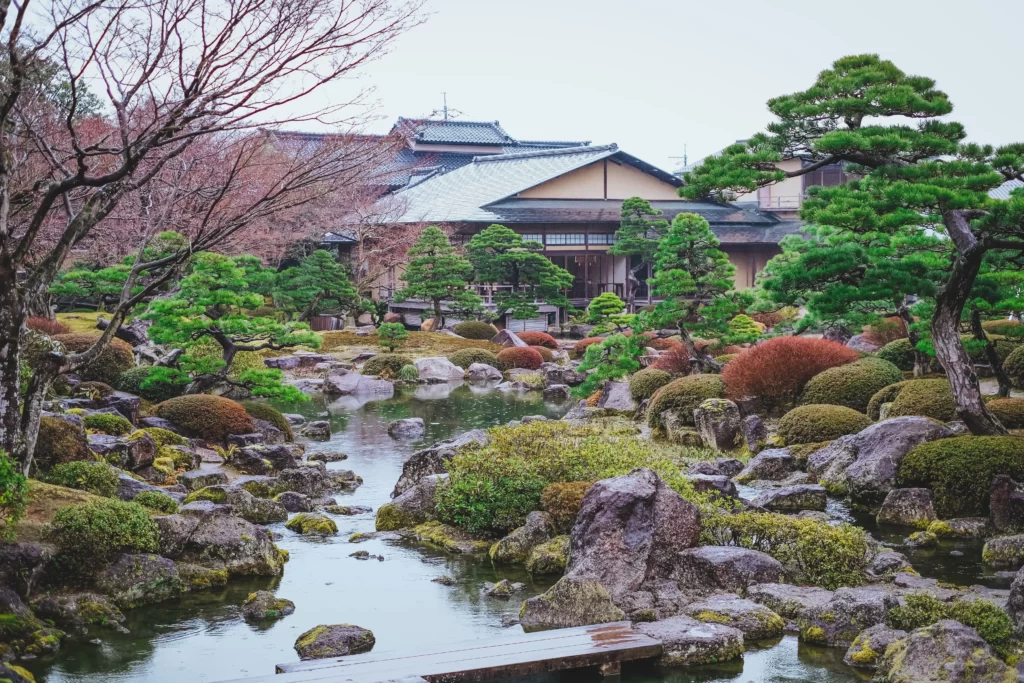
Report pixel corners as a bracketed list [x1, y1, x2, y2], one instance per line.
[219, 622, 662, 683]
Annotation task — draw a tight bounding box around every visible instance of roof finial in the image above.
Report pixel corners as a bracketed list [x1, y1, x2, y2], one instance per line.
[430, 92, 463, 121]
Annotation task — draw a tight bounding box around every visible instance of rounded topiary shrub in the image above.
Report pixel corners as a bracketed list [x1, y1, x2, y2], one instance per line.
[43, 461, 119, 497]
[239, 400, 294, 441]
[876, 338, 916, 372]
[453, 321, 498, 340]
[83, 412, 134, 436]
[48, 498, 160, 570]
[868, 379, 956, 422]
[447, 348, 500, 369]
[398, 365, 420, 381]
[540, 481, 593, 533]
[529, 345, 554, 363]
[496, 347, 544, 371]
[53, 334, 135, 385]
[799, 357, 904, 413]
[646, 336, 683, 352]
[35, 416, 90, 472]
[629, 368, 671, 401]
[361, 354, 412, 378]
[899, 436, 1024, 517]
[647, 374, 726, 430]
[155, 395, 254, 443]
[989, 398, 1024, 429]
[777, 404, 873, 445]
[116, 366, 182, 403]
[573, 337, 604, 359]
[1005, 345, 1024, 389]
[516, 331, 559, 349]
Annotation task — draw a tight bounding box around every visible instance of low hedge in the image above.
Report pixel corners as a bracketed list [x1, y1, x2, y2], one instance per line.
[529, 346, 555, 363]
[116, 366, 182, 403]
[83, 413, 134, 436]
[778, 404, 872, 445]
[539, 481, 593, 533]
[447, 348, 500, 370]
[988, 398, 1024, 429]
[867, 379, 956, 422]
[496, 347, 544, 371]
[361, 354, 412, 378]
[1006, 345, 1024, 388]
[629, 368, 672, 401]
[899, 436, 1024, 517]
[646, 374, 725, 430]
[48, 498, 159, 570]
[155, 395, 254, 443]
[43, 461, 119, 497]
[799, 357, 903, 413]
[516, 331, 559, 349]
[239, 400, 294, 441]
[453, 321, 498, 340]
[53, 334, 135, 385]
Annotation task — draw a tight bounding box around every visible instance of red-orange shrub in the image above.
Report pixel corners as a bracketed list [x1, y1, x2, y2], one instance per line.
[648, 336, 683, 351]
[27, 316, 71, 336]
[496, 346, 544, 370]
[516, 331, 558, 349]
[862, 316, 909, 347]
[722, 336, 859, 406]
[529, 346, 554, 363]
[573, 337, 604, 359]
[650, 346, 692, 375]
[750, 311, 786, 329]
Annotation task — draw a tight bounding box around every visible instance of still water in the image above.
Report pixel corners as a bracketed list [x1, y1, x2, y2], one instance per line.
[22, 381, 964, 683]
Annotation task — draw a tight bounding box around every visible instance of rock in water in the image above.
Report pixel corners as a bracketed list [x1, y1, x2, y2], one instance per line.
[635, 615, 744, 666]
[799, 586, 898, 648]
[294, 624, 375, 660]
[876, 619, 1014, 682]
[565, 468, 700, 600]
[519, 577, 625, 632]
[391, 430, 490, 497]
[746, 583, 834, 620]
[374, 474, 445, 531]
[489, 511, 554, 564]
[684, 594, 784, 640]
[94, 554, 182, 608]
[693, 398, 741, 451]
[843, 624, 906, 670]
[735, 449, 795, 483]
[156, 512, 286, 577]
[387, 417, 425, 439]
[413, 357, 465, 382]
[526, 535, 570, 576]
[672, 546, 786, 592]
[241, 590, 295, 621]
[876, 488, 938, 527]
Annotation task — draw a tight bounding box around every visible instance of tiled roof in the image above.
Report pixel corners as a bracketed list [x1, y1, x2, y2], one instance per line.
[397, 118, 513, 145]
[991, 178, 1023, 200]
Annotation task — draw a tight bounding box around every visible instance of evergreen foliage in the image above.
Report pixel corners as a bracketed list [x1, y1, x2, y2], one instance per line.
[574, 331, 648, 398]
[453, 321, 497, 340]
[395, 227, 482, 327]
[376, 322, 408, 352]
[608, 197, 670, 309]
[274, 250, 357, 321]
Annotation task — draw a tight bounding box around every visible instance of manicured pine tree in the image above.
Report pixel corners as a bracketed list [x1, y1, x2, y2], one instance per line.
[394, 226, 482, 328]
[681, 54, 1024, 435]
[275, 249, 358, 322]
[608, 197, 670, 311]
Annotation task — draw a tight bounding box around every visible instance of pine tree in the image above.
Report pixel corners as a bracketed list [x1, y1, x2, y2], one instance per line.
[394, 226, 481, 328]
[608, 197, 670, 310]
[275, 250, 357, 322]
[648, 213, 747, 371]
[465, 224, 573, 321]
[681, 54, 1024, 435]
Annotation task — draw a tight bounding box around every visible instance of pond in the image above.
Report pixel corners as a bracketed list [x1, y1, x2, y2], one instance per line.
[21, 382, 983, 683]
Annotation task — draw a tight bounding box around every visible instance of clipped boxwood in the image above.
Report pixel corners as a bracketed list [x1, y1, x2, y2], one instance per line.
[48, 498, 159, 570]
[132, 490, 179, 514]
[646, 374, 725, 430]
[53, 334, 135, 385]
[496, 346, 544, 371]
[116, 366, 182, 403]
[529, 346, 555, 363]
[1006, 345, 1024, 388]
[799, 357, 903, 413]
[361, 354, 412, 378]
[155, 395, 254, 443]
[899, 436, 1024, 517]
[516, 331, 559, 349]
[447, 348, 500, 370]
[83, 412, 134, 436]
[988, 398, 1024, 429]
[876, 338, 916, 371]
[453, 321, 498, 340]
[778, 404, 872, 445]
[628, 368, 671, 401]
[35, 416, 91, 472]
[239, 400, 294, 441]
[868, 379, 956, 422]
[43, 461, 119, 497]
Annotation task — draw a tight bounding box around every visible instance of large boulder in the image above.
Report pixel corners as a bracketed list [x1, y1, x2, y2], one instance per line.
[323, 372, 394, 398]
[30, 592, 125, 630]
[799, 586, 898, 648]
[156, 511, 285, 576]
[491, 329, 527, 347]
[375, 474, 446, 531]
[89, 432, 155, 470]
[876, 620, 1015, 682]
[414, 357, 465, 382]
[634, 615, 744, 666]
[693, 398, 741, 451]
[807, 417, 953, 501]
[294, 624, 375, 660]
[276, 465, 330, 498]
[466, 363, 502, 381]
[844, 624, 907, 670]
[526, 535, 570, 576]
[735, 449, 795, 484]
[990, 474, 1024, 533]
[751, 484, 827, 512]
[1007, 565, 1024, 637]
[684, 594, 785, 640]
[391, 429, 490, 497]
[672, 546, 786, 592]
[388, 417, 425, 439]
[565, 468, 700, 600]
[489, 511, 554, 564]
[597, 381, 636, 413]
[747, 583, 834, 620]
[877, 488, 938, 527]
[519, 577, 625, 633]
[94, 553, 182, 609]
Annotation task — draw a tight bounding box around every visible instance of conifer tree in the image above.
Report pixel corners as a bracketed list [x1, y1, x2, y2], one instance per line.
[275, 250, 357, 322]
[394, 226, 481, 328]
[609, 197, 670, 310]
[681, 54, 1024, 435]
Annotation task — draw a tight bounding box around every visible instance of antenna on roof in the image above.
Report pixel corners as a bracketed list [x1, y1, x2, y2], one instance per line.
[669, 144, 688, 170]
[430, 92, 463, 121]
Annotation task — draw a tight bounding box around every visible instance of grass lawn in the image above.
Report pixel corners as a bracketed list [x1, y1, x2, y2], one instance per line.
[12, 480, 101, 542]
[320, 331, 502, 360]
[55, 311, 104, 334]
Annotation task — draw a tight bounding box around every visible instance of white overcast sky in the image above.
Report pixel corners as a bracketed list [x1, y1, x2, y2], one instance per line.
[324, 0, 1024, 172]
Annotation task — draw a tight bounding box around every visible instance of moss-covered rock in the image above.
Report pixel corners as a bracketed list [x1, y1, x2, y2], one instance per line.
[525, 535, 569, 576]
[94, 553, 183, 609]
[177, 563, 229, 592]
[778, 404, 873, 445]
[684, 594, 785, 641]
[843, 624, 906, 670]
[647, 374, 725, 431]
[30, 592, 125, 630]
[408, 521, 493, 554]
[241, 590, 295, 622]
[294, 623, 375, 660]
[489, 511, 553, 564]
[635, 615, 744, 667]
[519, 577, 625, 633]
[285, 512, 337, 536]
[35, 415, 91, 472]
[800, 357, 903, 412]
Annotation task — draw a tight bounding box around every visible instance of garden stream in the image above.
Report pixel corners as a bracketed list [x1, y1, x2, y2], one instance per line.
[23, 383, 1008, 683]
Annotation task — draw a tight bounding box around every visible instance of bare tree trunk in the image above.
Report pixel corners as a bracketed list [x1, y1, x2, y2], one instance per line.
[971, 308, 1012, 398]
[897, 301, 928, 377]
[0, 265, 27, 462]
[433, 298, 444, 330]
[677, 326, 721, 374]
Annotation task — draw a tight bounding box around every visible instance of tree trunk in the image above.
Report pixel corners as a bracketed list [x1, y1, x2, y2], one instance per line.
[0, 264, 26, 463]
[897, 302, 928, 377]
[971, 308, 1012, 398]
[677, 326, 721, 374]
[433, 298, 444, 330]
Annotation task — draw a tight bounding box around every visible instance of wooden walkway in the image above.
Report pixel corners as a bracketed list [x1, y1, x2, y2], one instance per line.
[219, 622, 662, 683]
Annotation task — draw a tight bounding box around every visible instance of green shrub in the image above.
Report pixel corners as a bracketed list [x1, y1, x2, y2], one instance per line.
[1006, 345, 1024, 388]
[35, 416, 91, 472]
[529, 346, 555, 363]
[48, 498, 159, 570]
[899, 436, 1024, 517]
[398, 365, 420, 381]
[0, 450, 26, 539]
[447, 348, 500, 370]
[53, 334, 135, 385]
[989, 398, 1024, 429]
[83, 412, 134, 436]
[453, 321, 498, 340]
[887, 593, 1012, 657]
[239, 401, 294, 441]
[628, 368, 671, 401]
[183, 486, 227, 505]
[116, 366, 182, 403]
[799, 357, 903, 413]
[362, 354, 412, 378]
[540, 481, 593, 533]
[129, 427, 187, 449]
[982, 319, 1022, 336]
[377, 322, 408, 352]
[700, 511, 869, 590]
[132, 490, 179, 514]
[436, 421, 711, 533]
[778, 404, 872, 445]
[155, 395, 254, 443]
[43, 461, 119, 497]
[646, 374, 725, 430]
[876, 338, 916, 371]
[496, 347, 544, 370]
[184, 337, 266, 381]
[868, 379, 956, 422]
